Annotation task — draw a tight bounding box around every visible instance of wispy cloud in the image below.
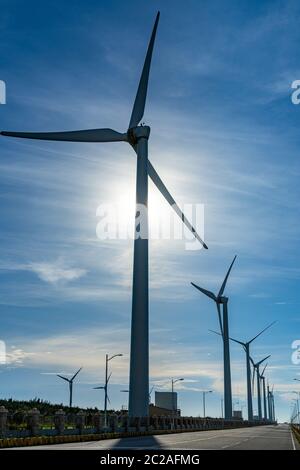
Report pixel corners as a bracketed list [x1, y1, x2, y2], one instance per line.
[27, 260, 86, 284]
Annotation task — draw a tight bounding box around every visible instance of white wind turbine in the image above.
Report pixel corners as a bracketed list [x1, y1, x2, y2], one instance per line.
[1, 12, 207, 417]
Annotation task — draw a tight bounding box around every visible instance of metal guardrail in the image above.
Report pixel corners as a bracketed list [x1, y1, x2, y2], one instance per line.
[0, 406, 274, 439]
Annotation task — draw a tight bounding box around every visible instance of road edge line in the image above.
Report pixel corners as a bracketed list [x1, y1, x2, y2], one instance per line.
[290, 428, 296, 451]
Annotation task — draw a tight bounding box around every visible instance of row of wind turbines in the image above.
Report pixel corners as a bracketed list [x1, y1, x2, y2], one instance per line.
[191, 256, 276, 422]
[1, 12, 276, 420]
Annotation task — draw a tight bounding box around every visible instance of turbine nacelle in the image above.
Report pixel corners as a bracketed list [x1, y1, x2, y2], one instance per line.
[127, 125, 151, 146]
[217, 295, 228, 305]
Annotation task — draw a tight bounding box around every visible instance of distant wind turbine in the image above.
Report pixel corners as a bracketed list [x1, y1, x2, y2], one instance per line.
[271, 386, 275, 422]
[250, 355, 270, 420]
[1, 12, 207, 418]
[267, 383, 275, 422]
[57, 367, 82, 408]
[215, 321, 275, 421]
[191, 256, 236, 419]
[94, 353, 122, 427]
[259, 363, 268, 421]
[267, 382, 273, 421]
[94, 373, 112, 426]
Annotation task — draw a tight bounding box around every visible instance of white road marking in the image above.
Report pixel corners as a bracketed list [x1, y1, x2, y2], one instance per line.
[221, 440, 242, 449]
[104, 433, 225, 449]
[290, 429, 296, 451]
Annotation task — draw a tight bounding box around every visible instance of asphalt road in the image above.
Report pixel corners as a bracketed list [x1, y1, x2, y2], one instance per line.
[10, 424, 298, 450]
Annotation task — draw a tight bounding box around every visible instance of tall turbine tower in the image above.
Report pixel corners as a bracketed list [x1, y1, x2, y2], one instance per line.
[271, 386, 275, 422]
[191, 256, 236, 419]
[250, 355, 270, 420]
[212, 322, 275, 421]
[267, 382, 272, 421]
[260, 363, 268, 421]
[1, 13, 207, 417]
[57, 367, 82, 408]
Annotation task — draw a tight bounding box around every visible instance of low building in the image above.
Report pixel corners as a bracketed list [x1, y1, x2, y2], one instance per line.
[233, 410, 243, 420]
[149, 404, 180, 417]
[155, 391, 177, 411]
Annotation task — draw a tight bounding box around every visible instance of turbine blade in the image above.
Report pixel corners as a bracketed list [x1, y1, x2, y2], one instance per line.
[216, 303, 223, 337]
[257, 355, 271, 367]
[217, 255, 237, 297]
[148, 161, 208, 249]
[208, 329, 222, 337]
[261, 363, 267, 376]
[93, 386, 105, 390]
[248, 321, 276, 344]
[191, 282, 216, 301]
[107, 372, 112, 384]
[71, 367, 82, 381]
[107, 395, 111, 405]
[57, 374, 70, 382]
[129, 12, 160, 128]
[1, 128, 127, 142]
[229, 336, 245, 346]
[252, 365, 256, 390]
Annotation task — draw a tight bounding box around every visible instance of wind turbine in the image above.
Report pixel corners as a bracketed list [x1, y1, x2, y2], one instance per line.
[211, 321, 275, 421]
[94, 372, 112, 427]
[250, 355, 270, 420]
[259, 363, 268, 421]
[267, 384, 275, 422]
[271, 385, 275, 422]
[267, 383, 274, 422]
[57, 367, 82, 408]
[94, 352, 122, 427]
[191, 256, 236, 419]
[1, 12, 207, 418]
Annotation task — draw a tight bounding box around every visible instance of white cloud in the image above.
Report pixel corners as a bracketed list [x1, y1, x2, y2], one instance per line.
[6, 347, 35, 365]
[0, 258, 87, 285]
[28, 260, 87, 284]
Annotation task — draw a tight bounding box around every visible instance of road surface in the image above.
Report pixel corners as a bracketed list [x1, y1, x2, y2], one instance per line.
[10, 424, 298, 450]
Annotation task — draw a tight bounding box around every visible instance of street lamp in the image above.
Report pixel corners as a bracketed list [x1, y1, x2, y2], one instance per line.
[171, 378, 184, 427]
[120, 389, 129, 413]
[94, 353, 123, 428]
[202, 390, 213, 418]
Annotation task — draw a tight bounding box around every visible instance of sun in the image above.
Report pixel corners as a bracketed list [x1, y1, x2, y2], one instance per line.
[113, 183, 171, 239]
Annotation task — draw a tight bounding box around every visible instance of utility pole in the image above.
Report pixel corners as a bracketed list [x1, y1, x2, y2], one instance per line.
[94, 353, 123, 428]
[171, 378, 184, 428]
[202, 390, 213, 418]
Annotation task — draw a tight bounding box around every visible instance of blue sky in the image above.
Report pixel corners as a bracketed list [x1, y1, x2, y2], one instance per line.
[0, 0, 300, 421]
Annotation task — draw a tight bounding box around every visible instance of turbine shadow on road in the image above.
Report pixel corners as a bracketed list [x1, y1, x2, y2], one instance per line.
[111, 435, 162, 450]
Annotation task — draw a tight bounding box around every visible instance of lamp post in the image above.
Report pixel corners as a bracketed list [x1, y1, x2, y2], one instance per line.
[171, 378, 184, 427]
[120, 389, 129, 412]
[101, 353, 123, 428]
[202, 390, 213, 418]
[221, 398, 224, 419]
